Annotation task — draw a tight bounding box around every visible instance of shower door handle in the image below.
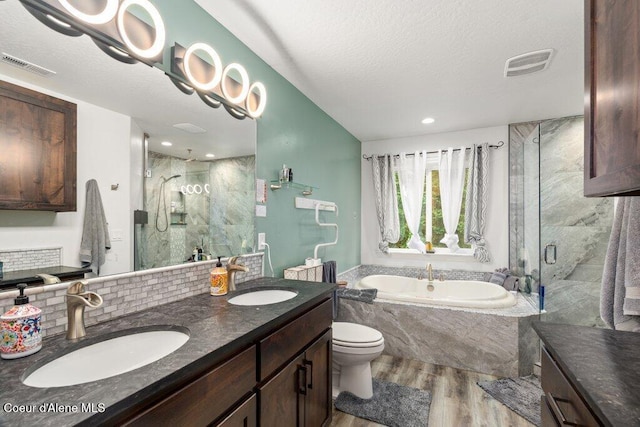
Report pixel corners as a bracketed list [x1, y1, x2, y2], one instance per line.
[544, 244, 557, 265]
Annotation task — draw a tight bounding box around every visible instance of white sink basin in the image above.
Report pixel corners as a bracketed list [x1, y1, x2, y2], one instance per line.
[228, 289, 298, 306]
[23, 328, 189, 388]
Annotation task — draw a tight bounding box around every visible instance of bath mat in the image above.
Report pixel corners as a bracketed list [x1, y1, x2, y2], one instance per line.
[334, 378, 431, 427]
[477, 375, 542, 426]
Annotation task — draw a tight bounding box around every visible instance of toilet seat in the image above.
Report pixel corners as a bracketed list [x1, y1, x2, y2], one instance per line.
[332, 322, 384, 348]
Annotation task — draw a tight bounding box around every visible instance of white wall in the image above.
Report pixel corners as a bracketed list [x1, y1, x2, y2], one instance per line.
[361, 126, 509, 272]
[0, 74, 133, 275]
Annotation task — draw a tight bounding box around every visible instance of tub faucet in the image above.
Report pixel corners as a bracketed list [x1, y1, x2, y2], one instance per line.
[66, 281, 103, 340]
[227, 256, 249, 291]
[426, 263, 434, 282]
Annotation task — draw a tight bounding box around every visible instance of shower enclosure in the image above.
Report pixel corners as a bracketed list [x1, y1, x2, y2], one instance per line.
[509, 116, 614, 327]
[135, 152, 256, 270]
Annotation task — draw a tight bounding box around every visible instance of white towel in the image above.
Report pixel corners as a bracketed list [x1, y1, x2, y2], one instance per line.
[600, 197, 640, 331]
[79, 179, 111, 275]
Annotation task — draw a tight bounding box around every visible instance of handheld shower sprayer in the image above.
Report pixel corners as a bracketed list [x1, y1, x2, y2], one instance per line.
[156, 174, 183, 232]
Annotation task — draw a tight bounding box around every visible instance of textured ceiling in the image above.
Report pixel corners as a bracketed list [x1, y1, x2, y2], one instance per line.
[0, 1, 255, 161]
[195, 0, 584, 142]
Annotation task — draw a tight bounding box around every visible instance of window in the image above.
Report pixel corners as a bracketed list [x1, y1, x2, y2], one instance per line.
[390, 167, 470, 250]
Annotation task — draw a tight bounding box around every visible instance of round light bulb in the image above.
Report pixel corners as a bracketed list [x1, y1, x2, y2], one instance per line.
[58, 0, 118, 25]
[221, 63, 250, 105]
[246, 82, 267, 118]
[116, 0, 165, 60]
[183, 42, 223, 91]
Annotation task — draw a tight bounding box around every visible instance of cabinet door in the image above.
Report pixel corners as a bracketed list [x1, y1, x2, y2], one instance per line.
[259, 353, 306, 427]
[0, 80, 77, 211]
[303, 330, 332, 427]
[585, 0, 640, 196]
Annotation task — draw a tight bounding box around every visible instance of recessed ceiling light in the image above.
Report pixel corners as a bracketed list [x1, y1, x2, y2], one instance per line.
[205, 153, 215, 158]
[421, 117, 435, 124]
[161, 141, 172, 146]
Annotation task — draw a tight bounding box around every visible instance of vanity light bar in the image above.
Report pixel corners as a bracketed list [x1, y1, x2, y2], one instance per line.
[171, 42, 267, 118]
[17, 0, 267, 119]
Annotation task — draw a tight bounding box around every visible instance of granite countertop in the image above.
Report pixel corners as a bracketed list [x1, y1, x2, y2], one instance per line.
[0, 266, 92, 289]
[0, 277, 335, 426]
[533, 322, 640, 427]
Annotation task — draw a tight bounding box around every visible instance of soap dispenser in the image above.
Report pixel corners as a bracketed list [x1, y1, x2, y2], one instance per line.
[210, 256, 228, 296]
[0, 284, 42, 359]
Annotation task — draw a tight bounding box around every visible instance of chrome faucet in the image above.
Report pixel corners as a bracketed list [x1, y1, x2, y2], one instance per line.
[227, 256, 249, 292]
[66, 281, 103, 340]
[426, 263, 434, 282]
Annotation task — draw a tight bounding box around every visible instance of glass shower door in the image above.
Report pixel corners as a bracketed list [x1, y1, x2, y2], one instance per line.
[538, 116, 613, 327]
[509, 122, 541, 311]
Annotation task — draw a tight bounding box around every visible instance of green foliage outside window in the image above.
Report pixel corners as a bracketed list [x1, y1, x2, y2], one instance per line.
[390, 170, 470, 250]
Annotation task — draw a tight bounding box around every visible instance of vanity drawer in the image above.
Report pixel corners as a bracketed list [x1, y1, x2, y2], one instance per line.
[125, 345, 257, 427]
[541, 347, 600, 427]
[258, 298, 332, 381]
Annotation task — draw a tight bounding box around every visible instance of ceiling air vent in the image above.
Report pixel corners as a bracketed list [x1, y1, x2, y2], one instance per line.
[173, 123, 207, 134]
[1, 53, 56, 77]
[504, 49, 554, 77]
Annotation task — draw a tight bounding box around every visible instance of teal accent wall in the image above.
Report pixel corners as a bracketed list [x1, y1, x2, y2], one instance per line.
[153, 1, 362, 275]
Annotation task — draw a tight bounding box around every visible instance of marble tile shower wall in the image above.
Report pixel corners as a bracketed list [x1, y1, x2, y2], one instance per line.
[141, 152, 184, 269]
[0, 253, 263, 338]
[0, 248, 62, 272]
[509, 117, 614, 327]
[142, 153, 256, 268]
[337, 265, 486, 285]
[209, 155, 256, 256]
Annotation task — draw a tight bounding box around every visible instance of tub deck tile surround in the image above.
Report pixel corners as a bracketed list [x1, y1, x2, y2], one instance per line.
[337, 294, 538, 378]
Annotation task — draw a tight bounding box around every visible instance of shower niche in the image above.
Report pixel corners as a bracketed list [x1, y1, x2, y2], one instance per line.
[170, 191, 187, 226]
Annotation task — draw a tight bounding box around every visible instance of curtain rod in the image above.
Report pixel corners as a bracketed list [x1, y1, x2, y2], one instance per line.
[361, 140, 504, 160]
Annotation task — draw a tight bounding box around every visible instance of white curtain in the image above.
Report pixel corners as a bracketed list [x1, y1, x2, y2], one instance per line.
[438, 147, 467, 251]
[371, 154, 400, 253]
[464, 143, 491, 262]
[396, 151, 427, 252]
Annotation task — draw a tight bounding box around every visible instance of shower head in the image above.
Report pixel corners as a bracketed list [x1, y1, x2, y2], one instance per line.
[163, 174, 182, 182]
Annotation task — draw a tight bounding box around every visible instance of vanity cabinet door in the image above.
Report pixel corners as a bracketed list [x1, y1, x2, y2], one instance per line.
[259, 353, 306, 427]
[303, 330, 332, 427]
[540, 348, 600, 427]
[258, 331, 332, 427]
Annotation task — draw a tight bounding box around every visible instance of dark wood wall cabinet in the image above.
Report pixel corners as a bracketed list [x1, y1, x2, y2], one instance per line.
[584, 0, 640, 197]
[120, 298, 333, 427]
[0, 80, 77, 211]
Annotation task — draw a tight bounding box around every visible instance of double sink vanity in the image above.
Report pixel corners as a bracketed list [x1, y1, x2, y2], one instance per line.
[0, 278, 335, 426]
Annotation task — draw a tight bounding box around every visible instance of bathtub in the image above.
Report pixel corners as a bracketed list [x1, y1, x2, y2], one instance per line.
[355, 275, 516, 309]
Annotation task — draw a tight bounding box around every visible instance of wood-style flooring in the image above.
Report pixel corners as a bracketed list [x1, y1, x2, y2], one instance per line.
[330, 355, 535, 427]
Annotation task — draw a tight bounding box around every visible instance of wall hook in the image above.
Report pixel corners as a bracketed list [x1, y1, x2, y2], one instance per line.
[111, 184, 119, 191]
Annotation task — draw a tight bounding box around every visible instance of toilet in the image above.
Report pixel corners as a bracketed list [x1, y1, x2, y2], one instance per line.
[332, 322, 384, 399]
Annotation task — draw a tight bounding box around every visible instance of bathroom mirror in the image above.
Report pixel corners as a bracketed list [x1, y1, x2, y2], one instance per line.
[0, 1, 256, 276]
